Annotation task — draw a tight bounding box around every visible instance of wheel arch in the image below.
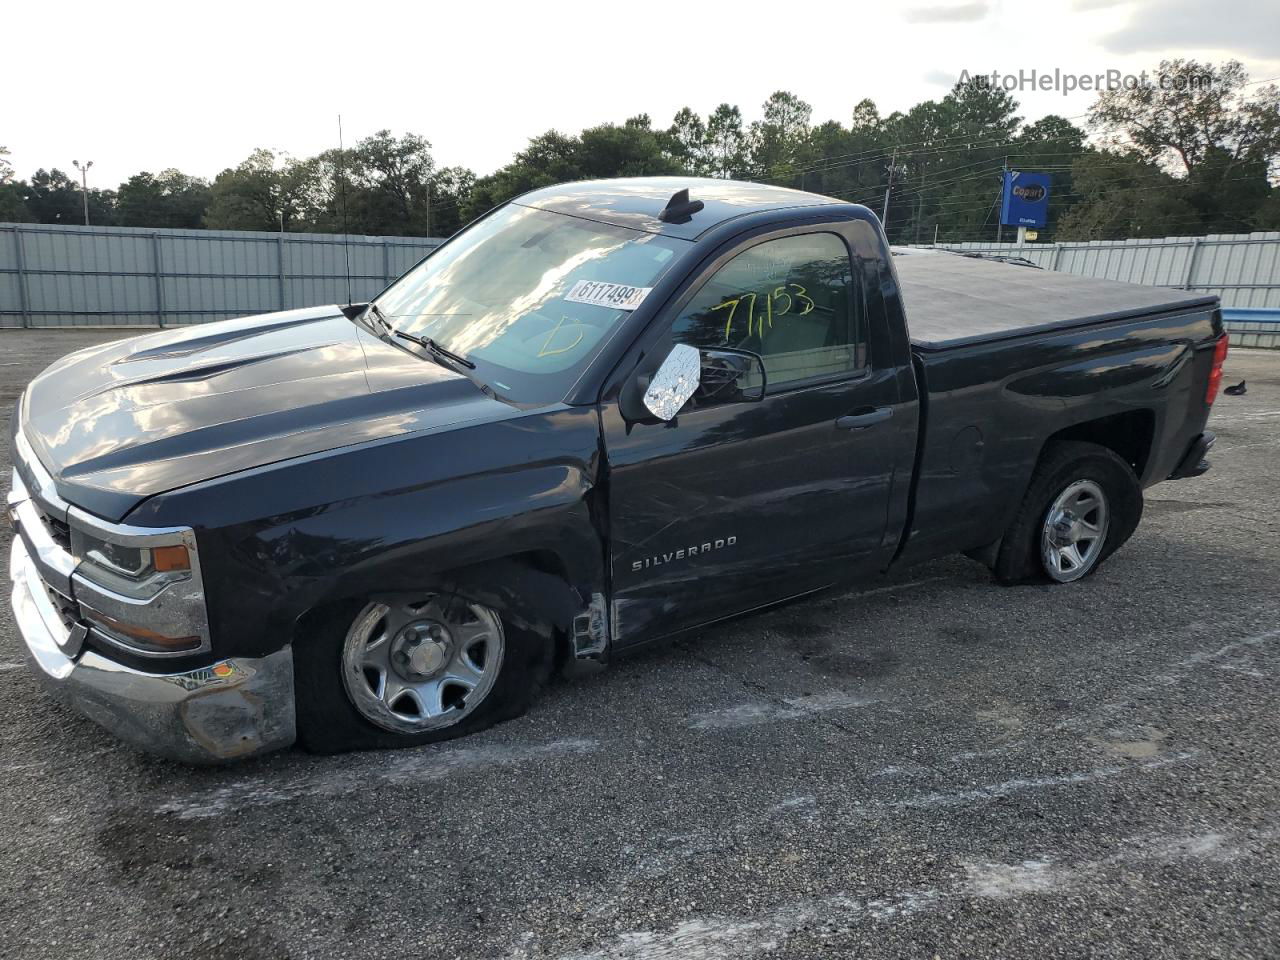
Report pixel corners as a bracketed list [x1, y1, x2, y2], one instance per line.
[290, 550, 594, 673]
[967, 416, 1150, 571]
[990, 438, 1145, 584]
[1038, 409, 1155, 482]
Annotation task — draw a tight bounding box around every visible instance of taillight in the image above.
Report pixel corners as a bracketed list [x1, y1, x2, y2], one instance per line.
[1205, 334, 1229, 406]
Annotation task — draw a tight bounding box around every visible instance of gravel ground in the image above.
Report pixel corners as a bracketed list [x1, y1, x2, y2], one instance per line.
[2, 329, 1278, 960]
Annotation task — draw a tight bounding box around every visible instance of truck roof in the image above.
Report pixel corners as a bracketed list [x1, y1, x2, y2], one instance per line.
[894, 248, 1218, 351]
[516, 177, 842, 240]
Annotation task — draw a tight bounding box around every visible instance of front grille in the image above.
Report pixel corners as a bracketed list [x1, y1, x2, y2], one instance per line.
[44, 582, 80, 633]
[39, 509, 72, 552]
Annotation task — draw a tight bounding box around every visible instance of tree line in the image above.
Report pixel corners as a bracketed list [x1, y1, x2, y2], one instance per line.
[1, 59, 1276, 244]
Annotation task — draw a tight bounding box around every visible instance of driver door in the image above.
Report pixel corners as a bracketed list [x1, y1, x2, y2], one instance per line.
[601, 229, 905, 648]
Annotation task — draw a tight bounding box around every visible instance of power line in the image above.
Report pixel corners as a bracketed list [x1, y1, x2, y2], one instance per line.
[765, 113, 1093, 178]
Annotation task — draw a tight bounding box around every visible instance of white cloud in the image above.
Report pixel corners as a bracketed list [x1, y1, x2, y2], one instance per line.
[1101, 0, 1280, 59]
[904, 2, 990, 23]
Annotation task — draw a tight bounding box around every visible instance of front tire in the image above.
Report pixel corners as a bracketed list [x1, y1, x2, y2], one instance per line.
[993, 441, 1143, 585]
[295, 588, 553, 754]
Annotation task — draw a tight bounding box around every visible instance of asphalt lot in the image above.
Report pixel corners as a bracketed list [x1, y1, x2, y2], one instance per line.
[2, 328, 1279, 960]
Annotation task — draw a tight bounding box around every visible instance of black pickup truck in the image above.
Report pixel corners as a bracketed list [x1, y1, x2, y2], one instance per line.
[7, 177, 1226, 763]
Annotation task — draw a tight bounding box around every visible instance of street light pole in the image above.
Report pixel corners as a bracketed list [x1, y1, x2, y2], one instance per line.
[72, 159, 94, 226]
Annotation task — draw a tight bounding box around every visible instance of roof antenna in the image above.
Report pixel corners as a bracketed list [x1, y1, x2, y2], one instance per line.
[337, 114, 353, 307]
[658, 187, 704, 224]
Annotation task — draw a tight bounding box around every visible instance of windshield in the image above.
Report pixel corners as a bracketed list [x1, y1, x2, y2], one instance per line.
[371, 204, 687, 402]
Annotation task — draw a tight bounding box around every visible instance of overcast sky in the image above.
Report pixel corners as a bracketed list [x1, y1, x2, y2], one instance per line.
[5, 0, 1278, 188]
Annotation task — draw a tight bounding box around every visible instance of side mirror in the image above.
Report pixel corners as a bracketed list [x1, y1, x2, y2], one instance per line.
[642, 344, 702, 420]
[621, 344, 767, 422]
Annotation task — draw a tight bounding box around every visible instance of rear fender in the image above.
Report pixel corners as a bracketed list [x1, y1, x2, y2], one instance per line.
[900, 308, 1215, 566]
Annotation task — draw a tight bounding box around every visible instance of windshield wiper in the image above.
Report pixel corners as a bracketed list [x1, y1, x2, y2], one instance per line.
[392, 329, 476, 369]
[363, 302, 395, 335]
[364, 303, 476, 370]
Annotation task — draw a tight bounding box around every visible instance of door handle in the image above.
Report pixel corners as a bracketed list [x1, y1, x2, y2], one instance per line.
[835, 406, 893, 430]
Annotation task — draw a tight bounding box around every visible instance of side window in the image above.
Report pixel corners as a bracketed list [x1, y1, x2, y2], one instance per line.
[671, 233, 866, 389]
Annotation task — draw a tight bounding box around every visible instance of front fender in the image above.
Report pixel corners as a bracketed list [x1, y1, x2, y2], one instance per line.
[129, 406, 606, 662]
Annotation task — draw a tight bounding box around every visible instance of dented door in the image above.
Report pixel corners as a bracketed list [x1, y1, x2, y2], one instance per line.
[602, 230, 903, 647]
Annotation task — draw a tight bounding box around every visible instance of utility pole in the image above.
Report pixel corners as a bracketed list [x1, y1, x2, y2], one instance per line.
[425, 181, 432, 238]
[72, 159, 93, 226]
[996, 158, 1008, 244]
[880, 147, 898, 227]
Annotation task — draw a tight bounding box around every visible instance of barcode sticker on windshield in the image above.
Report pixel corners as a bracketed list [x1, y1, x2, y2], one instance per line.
[565, 280, 652, 311]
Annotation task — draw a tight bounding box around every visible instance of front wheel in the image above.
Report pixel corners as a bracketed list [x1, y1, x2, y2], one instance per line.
[342, 596, 506, 735]
[993, 441, 1143, 585]
[295, 588, 553, 754]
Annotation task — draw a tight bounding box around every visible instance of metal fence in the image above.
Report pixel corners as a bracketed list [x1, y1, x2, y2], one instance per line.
[926, 232, 1280, 309]
[0, 222, 444, 328]
[5, 223, 1280, 339]
[925, 232, 1280, 349]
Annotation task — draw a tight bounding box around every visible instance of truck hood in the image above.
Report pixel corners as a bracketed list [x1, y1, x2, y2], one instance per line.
[18, 305, 519, 521]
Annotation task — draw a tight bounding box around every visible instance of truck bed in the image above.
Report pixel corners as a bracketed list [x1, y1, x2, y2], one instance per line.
[893, 248, 1218, 351]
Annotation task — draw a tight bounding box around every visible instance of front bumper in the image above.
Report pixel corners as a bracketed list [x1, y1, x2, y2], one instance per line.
[10, 535, 296, 764]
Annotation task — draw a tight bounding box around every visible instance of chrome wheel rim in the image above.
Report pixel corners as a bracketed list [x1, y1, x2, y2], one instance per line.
[342, 595, 504, 734]
[1041, 479, 1109, 583]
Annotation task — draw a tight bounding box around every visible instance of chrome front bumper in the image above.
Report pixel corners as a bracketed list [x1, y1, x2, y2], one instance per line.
[9, 535, 296, 764]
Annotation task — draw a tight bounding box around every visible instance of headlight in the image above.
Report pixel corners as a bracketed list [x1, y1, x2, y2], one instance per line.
[68, 515, 211, 657]
[71, 527, 191, 598]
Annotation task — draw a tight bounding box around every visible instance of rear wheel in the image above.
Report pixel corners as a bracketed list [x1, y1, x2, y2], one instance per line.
[295, 587, 553, 754]
[993, 441, 1142, 585]
[1039, 478, 1110, 582]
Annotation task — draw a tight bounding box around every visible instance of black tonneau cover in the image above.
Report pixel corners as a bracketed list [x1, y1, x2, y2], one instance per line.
[894, 248, 1217, 351]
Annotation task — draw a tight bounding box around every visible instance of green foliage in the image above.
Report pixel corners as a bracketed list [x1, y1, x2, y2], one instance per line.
[0, 182, 32, 222]
[1055, 150, 1198, 240]
[749, 92, 814, 181]
[461, 120, 683, 222]
[116, 169, 211, 228]
[343, 130, 436, 235]
[1090, 60, 1280, 175]
[23, 168, 116, 225]
[0, 147, 32, 222]
[1065, 60, 1280, 238]
[205, 149, 319, 232]
[426, 166, 476, 236]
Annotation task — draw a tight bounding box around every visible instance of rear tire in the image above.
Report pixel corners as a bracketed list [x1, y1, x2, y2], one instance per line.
[294, 587, 554, 754]
[993, 441, 1143, 585]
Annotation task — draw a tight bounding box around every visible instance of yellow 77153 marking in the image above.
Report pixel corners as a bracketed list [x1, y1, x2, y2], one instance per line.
[791, 283, 815, 315]
[713, 298, 741, 339]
